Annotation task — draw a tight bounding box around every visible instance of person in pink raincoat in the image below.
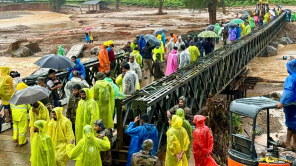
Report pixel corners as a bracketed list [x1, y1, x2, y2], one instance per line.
[165, 47, 178, 76]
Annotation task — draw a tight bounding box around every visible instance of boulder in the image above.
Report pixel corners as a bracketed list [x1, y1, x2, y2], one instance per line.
[266, 45, 277, 57]
[269, 41, 279, 48]
[278, 44, 285, 48]
[279, 37, 294, 45]
[263, 92, 282, 101]
[11, 47, 33, 57]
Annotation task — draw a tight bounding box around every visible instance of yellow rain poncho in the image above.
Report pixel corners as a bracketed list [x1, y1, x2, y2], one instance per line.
[187, 46, 200, 64]
[29, 101, 50, 142]
[130, 50, 143, 68]
[47, 107, 74, 166]
[91, 80, 114, 129]
[75, 88, 99, 143]
[31, 120, 55, 166]
[11, 83, 31, 145]
[66, 125, 111, 166]
[0, 66, 14, 105]
[240, 23, 246, 37]
[165, 115, 190, 166]
[116, 74, 140, 92]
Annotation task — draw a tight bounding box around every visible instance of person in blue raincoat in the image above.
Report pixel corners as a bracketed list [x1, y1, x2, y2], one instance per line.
[235, 25, 241, 40]
[125, 114, 159, 166]
[161, 32, 166, 48]
[138, 34, 146, 58]
[277, 57, 296, 149]
[68, 56, 86, 81]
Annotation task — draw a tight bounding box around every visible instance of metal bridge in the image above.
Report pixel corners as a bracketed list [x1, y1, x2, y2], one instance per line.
[0, 12, 286, 164]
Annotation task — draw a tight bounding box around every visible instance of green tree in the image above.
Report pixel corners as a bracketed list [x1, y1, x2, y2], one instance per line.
[183, 0, 225, 24]
[49, 0, 66, 11]
[148, 0, 165, 14]
[115, 0, 120, 10]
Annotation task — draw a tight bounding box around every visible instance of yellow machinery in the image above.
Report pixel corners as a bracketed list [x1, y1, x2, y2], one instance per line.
[256, 0, 269, 17]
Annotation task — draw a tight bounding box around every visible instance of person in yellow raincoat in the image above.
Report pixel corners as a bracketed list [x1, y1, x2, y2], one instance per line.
[10, 82, 31, 145]
[47, 107, 75, 166]
[240, 23, 246, 37]
[66, 125, 111, 166]
[165, 115, 190, 166]
[29, 101, 50, 142]
[130, 46, 143, 68]
[187, 41, 200, 64]
[75, 88, 99, 143]
[153, 35, 165, 62]
[264, 12, 269, 24]
[31, 120, 55, 166]
[0, 66, 14, 123]
[91, 72, 114, 129]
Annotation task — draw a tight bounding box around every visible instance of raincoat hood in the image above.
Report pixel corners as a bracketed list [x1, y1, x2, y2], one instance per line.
[82, 88, 91, 100]
[215, 23, 220, 26]
[143, 123, 156, 132]
[34, 120, 46, 133]
[194, 115, 206, 127]
[1, 66, 11, 76]
[132, 50, 140, 54]
[178, 36, 183, 42]
[157, 34, 162, 41]
[176, 109, 185, 120]
[172, 115, 183, 129]
[52, 107, 63, 121]
[75, 58, 81, 64]
[286, 59, 296, 75]
[83, 125, 95, 139]
[171, 49, 177, 54]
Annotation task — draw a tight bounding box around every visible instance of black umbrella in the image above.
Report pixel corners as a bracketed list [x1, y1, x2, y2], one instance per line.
[226, 23, 238, 28]
[34, 54, 75, 69]
[144, 34, 161, 46]
[241, 14, 249, 20]
[283, 9, 292, 13]
[9, 85, 51, 105]
[206, 25, 215, 31]
[153, 29, 168, 35]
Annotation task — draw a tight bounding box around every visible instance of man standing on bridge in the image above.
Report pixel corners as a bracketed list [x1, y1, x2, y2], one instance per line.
[126, 114, 159, 166]
[67, 84, 82, 134]
[98, 42, 111, 74]
[68, 56, 86, 81]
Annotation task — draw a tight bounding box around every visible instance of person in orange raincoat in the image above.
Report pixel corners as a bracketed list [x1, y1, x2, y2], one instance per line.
[98, 42, 110, 74]
[167, 33, 178, 43]
[193, 115, 218, 166]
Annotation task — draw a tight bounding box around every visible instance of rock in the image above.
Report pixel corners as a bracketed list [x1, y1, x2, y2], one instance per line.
[266, 45, 277, 57]
[11, 47, 33, 57]
[269, 41, 279, 48]
[90, 47, 99, 55]
[279, 37, 294, 45]
[278, 44, 285, 48]
[263, 92, 282, 101]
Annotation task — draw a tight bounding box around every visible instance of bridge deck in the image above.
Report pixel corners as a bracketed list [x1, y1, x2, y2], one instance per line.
[66, 44, 85, 59]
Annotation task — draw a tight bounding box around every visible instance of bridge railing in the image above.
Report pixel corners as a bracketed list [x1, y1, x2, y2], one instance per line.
[113, 12, 287, 155]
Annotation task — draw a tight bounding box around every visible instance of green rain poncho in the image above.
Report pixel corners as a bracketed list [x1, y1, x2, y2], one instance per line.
[187, 45, 200, 64]
[47, 107, 75, 166]
[104, 77, 126, 99]
[176, 109, 192, 160]
[91, 80, 115, 129]
[165, 115, 190, 166]
[66, 125, 111, 166]
[58, 46, 65, 56]
[31, 120, 55, 166]
[250, 17, 255, 28]
[214, 23, 221, 35]
[75, 88, 99, 143]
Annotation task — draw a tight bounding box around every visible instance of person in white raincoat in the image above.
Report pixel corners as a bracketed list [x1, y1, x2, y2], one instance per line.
[64, 70, 89, 102]
[128, 56, 142, 82]
[179, 44, 190, 69]
[122, 63, 139, 95]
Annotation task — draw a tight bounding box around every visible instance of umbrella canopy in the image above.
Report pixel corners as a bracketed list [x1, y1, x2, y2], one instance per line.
[198, 31, 218, 38]
[153, 28, 168, 35]
[34, 54, 76, 70]
[226, 23, 238, 28]
[144, 34, 161, 46]
[277, 5, 283, 8]
[231, 19, 244, 24]
[84, 27, 93, 31]
[241, 14, 249, 20]
[269, 10, 275, 16]
[9, 85, 51, 105]
[206, 25, 215, 31]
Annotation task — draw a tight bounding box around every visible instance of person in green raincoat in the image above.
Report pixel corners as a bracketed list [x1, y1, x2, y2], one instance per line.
[104, 70, 127, 99]
[31, 120, 55, 166]
[187, 41, 200, 64]
[75, 88, 99, 143]
[249, 17, 256, 30]
[91, 72, 115, 129]
[58, 46, 65, 56]
[291, 12, 296, 22]
[214, 23, 221, 35]
[245, 22, 251, 35]
[176, 108, 193, 161]
[66, 125, 111, 166]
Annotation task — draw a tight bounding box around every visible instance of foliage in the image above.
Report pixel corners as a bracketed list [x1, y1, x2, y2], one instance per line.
[202, 95, 242, 165]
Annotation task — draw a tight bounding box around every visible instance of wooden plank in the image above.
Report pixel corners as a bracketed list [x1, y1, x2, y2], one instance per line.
[66, 44, 85, 59]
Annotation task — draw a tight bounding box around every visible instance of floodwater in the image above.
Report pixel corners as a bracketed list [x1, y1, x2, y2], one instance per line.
[248, 44, 296, 82]
[0, 11, 78, 29]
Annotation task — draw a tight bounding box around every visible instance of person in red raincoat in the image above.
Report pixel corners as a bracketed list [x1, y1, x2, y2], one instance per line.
[98, 42, 110, 74]
[193, 115, 218, 166]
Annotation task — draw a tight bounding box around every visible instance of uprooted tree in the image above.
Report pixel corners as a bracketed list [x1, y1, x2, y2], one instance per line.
[201, 95, 242, 165]
[183, 0, 226, 24]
